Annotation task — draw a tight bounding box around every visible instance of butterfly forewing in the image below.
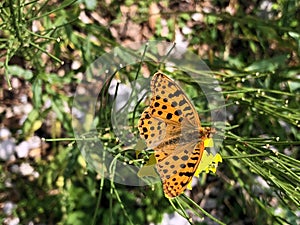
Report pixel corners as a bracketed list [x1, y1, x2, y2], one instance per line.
[149, 73, 201, 127]
[138, 108, 167, 149]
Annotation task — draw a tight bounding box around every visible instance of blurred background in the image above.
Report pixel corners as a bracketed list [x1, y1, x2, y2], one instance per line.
[0, 0, 299, 224]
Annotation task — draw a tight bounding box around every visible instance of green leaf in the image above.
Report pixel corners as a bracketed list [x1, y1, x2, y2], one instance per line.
[288, 80, 300, 92]
[32, 79, 43, 108]
[7, 65, 33, 80]
[23, 109, 41, 135]
[245, 55, 289, 72]
[66, 211, 86, 225]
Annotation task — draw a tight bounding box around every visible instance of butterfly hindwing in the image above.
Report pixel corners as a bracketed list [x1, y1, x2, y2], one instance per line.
[161, 141, 205, 198]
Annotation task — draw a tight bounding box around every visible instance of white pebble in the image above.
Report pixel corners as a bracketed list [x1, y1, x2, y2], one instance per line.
[32, 171, 40, 178]
[3, 217, 20, 225]
[27, 136, 41, 149]
[0, 128, 11, 140]
[22, 103, 33, 114]
[191, 13, 203, 21]
[11, 77, 21, 89]
[161, 212, 189, 225]
[12, 105, 23, 115]
[10, 164, 19, 174]
[15, 141, 30, 158]
[182, 26, 192, 35]
[0, 138, 16, 161]
[19, 94, 28, 103]
[3, 201, 16, 215]
[71, 60, 82, 70]
[19, 163, 34, 176]
[5, 178, 13, 188]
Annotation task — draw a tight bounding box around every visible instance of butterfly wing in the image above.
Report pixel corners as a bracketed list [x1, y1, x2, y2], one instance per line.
[161, 141, 205, 198]
[138, 107, 166, 149]
[149, 72, 201, 126]
[138, 72, 208, 198]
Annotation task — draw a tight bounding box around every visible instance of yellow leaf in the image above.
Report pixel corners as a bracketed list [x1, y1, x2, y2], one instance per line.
[56, 176, 64, 188]
[78, 154, 87, 168]
[204, 137, 214, 147]
[187, 151, 222, 190]
[135, 139, 147, 158]
[137, 154, 159, 178]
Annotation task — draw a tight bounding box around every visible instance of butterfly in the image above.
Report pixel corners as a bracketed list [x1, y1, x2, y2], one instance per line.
[138, 72, 215, 198]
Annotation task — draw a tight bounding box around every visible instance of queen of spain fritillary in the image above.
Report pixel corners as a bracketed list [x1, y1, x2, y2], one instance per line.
[138, 72, 215, 198]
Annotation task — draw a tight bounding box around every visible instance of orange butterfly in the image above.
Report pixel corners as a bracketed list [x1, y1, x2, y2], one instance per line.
[138, 72, 215, 198]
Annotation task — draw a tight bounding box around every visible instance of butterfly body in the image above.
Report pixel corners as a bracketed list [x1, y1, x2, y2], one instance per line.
[138, 72, 214, 198]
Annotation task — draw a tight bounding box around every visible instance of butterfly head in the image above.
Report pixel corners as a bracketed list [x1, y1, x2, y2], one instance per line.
[200, 127, 216, 139]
